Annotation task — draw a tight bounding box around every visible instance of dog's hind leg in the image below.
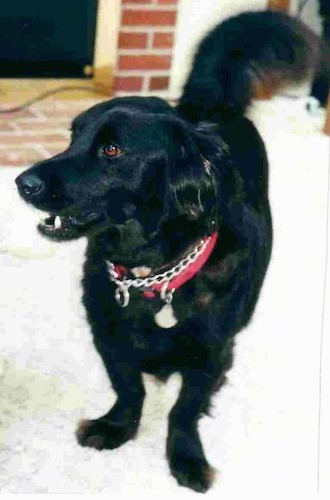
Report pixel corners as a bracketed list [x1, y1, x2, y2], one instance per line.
[76, 339, 145, 451]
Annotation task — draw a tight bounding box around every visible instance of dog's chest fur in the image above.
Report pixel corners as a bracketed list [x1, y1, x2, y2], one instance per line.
[83, 219, 219, 357]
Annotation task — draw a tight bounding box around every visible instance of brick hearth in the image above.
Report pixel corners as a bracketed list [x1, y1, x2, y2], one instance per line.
[0, 99, 103, 167]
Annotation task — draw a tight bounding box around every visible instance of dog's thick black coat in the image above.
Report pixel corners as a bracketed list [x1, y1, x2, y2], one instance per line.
[16, 11, 323, 493]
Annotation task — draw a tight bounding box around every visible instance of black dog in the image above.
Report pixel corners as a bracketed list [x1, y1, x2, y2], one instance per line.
[16, 11, 323, 493]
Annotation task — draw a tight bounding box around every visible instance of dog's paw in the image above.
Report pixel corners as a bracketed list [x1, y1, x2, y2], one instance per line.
[169, 455, 217, 493]
[76, 418, 137, 450]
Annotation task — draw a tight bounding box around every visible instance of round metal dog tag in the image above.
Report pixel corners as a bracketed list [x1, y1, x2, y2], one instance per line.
[154, 304, 178, 329]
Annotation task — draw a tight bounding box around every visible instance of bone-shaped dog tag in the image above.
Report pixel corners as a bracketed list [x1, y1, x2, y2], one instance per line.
[154, 304, 178, 329]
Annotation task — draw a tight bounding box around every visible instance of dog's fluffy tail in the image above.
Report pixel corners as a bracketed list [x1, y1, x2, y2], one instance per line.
[177, 10, 328, 122]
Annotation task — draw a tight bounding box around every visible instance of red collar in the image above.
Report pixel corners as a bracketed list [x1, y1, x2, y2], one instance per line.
[108, 232, 218, 307]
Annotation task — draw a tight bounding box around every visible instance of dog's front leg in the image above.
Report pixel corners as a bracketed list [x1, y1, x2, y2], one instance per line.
[167, 367, 222, 493]
[76, 338, 145, 451]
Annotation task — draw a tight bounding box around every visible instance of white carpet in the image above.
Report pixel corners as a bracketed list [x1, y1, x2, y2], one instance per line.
[0, 98, 329, 496]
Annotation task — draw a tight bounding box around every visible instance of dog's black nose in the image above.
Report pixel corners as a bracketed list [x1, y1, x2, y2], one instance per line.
[16, 173, 44, 197]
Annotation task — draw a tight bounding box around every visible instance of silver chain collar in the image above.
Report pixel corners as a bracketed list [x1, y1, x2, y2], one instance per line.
[107, 235, 212, 307]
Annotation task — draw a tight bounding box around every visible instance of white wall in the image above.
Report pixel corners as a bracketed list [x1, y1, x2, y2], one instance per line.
[169, 0, 268, 99]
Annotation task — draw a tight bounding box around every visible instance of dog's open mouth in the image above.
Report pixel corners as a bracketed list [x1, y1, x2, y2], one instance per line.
[38, 212, 102, 240]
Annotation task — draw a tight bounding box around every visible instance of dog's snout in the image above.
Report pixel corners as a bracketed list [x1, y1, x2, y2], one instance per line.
[16, 173, 45, 197]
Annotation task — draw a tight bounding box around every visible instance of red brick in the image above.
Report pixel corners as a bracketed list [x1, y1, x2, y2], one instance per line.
[153, 32, 174, 48]
[34, 100, 102, 112]
[118, 55, 172, 70]
[114, 76, 144, 92]
[0, 109, 38, 120]
[122, 10, 176, 26]
[0, 123, 16, 132]
[149, 76, 170, 91]
[41, 109, 81, 120]
[43, 144, 70, 157]
[118, 32, 148, 49]
[0, 133, 69, 145]
[158, 0, 178, 4]
[13, 120, 72, 132]
[0, 147, 44, 167]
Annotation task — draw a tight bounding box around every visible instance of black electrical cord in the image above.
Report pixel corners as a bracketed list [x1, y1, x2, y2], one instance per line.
[0, 84, 110, 114]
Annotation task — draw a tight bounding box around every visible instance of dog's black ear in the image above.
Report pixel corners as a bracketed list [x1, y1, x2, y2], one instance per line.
[166, 121, 225, 220]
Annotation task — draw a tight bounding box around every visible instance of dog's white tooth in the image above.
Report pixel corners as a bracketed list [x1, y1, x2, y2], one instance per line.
[54, 216, 62, 229]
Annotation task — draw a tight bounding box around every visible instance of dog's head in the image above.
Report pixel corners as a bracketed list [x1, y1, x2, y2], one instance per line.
[16, 96, 232, 241]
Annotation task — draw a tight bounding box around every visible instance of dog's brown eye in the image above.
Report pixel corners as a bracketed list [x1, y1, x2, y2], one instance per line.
[103, 145, 122, 158]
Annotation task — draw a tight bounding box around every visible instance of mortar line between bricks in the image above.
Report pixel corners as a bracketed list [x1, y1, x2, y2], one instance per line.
[146, 32, 153, 50]
[0, 131, 70, 138]
[118, 48, 172, 55]
[5, 117, 48, 125]
[0, 143, 69, 152]
[142, 74, 149, 93]
[115, 89, 172, 98]
[0, 141, 69, 148]
[34, 144, 54, 159]
[13, 122, 74, 132]
[116, 70, 171, 76]
[30, 109, 50, 121]
[120, 26, 175, 33]
[0, 127, 69, 133]
[122, 5, 177, 11]
[8, 123, 22, 133]
[22, 142, 68, 150]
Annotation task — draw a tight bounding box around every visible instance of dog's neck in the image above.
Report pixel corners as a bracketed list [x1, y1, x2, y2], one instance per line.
[107, 231, 219, 307]
[88, 215, 217, 272]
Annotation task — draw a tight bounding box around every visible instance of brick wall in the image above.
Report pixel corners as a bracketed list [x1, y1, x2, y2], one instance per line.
[113, 0, 178, 96]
